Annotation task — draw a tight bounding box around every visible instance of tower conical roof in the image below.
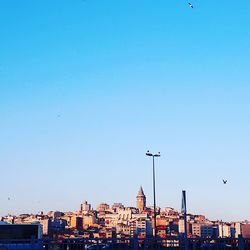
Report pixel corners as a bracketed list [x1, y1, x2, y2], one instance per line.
[137, 186, 145, 197]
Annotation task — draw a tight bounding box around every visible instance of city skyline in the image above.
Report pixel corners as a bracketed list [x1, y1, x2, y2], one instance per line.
[1, 0, 250, 222]
[2, 186, 250, 223]
[1, 186, 250, 241]
[1, 189, 250, 247]
[2, 186, 249, 224]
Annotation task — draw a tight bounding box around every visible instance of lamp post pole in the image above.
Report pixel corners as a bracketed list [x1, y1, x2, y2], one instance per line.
[146, 150, 160, 238]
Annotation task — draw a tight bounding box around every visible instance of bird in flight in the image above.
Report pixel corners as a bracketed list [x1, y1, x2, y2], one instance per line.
[188, 2, 194, 8]
[222, 179, 227, 184]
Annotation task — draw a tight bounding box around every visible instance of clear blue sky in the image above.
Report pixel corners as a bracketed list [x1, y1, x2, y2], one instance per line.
[0, 0, 249, 221]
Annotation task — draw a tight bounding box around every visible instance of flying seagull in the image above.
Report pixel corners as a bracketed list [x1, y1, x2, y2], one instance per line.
[188, 2, 194, 8]
[222, 179, 227, 184]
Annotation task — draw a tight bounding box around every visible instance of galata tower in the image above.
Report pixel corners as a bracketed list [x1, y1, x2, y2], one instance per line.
[136, 186, 146, 212]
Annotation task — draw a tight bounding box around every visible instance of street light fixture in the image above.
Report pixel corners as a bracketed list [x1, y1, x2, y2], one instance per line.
[146, 150, 160, 238]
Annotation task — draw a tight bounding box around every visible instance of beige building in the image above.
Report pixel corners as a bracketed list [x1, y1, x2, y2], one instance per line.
[83, 214, 97, 227]
[97, 203, 110, 212]
[192, 223, 201, 237]
[178, 219, 190, 235]
[40, 219, 49, 235]
[219, 224, 231, 238]
[70, 215, 83, 230]
[80, 201, 91, 213]
[234, 222, 242, 237]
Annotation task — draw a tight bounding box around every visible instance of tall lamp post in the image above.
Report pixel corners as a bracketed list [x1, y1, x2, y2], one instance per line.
[146, 150, 160, 238]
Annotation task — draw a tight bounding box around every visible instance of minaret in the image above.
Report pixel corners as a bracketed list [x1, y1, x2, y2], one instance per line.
[136, 186, 146, 212]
